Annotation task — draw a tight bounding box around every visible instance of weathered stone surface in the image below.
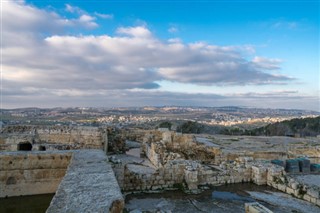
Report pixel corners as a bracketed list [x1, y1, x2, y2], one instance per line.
[127, 164, 156, 175]
[245, 202, 273, 213]
[0, 151, 72, 198]
[47, 150, 124, 213]
[0, 125, 107, 151]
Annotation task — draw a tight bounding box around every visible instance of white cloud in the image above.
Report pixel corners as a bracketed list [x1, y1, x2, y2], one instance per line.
[2, 87, 318, 111]
[77, 14, 98, 29]
[65, 4, 112, 26]
[272, 21, 298, 30]
[79, 14, 95, 22]
[2, 1, 98, 36]
[168, 27, 178, 33]
[168, 38, 182, 43]
[94, 12, 113, 19]
[2, 1, 307, 109]
[65, 4, 85, 14]
[117, 26, 152, 38]
[252, 56, 282, 70]
[63, 4, 98, 29]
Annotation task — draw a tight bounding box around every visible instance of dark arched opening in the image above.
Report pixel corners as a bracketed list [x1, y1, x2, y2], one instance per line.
[17, 142, 32, 151]
[39, 146, 46, 151]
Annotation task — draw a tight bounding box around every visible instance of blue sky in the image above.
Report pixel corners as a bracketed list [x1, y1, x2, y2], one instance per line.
[1, 0, 319, 110]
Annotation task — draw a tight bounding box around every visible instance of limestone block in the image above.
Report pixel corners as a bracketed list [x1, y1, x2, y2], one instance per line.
[310, 197, 317, 205]
[245, 202, 273, 213]
[277, 184, 286, 192]
[291, 182, 299, 190]
[303, 194, 312, 202]
[151, 185, 162, 190]
[286, 187, 295, 195]
[307, 187, 320, 199]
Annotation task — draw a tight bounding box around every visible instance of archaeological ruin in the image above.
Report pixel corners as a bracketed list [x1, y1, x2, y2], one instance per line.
[1, 125, 320, 212]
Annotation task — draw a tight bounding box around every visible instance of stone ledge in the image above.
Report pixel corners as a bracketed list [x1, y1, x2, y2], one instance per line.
[46, 150, 124, 213]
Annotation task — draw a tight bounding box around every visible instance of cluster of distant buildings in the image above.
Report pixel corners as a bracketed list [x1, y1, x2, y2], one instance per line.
[1, 107, 319, 129]
[97, 115, 163, 125]
[202, 116, 312, 126]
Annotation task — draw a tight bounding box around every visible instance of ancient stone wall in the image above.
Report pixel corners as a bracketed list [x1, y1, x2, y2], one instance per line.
[245, 160, 320, 207]
[252, 151, 288, 160]
[267, 173, 320, 207]
[0, 125, 107, 151]
[0, 151, 72, 197]
[289, 145, 320, 158]
[114, 131, 252, 192]
[162, 132, 220, 164]
[112, 129, 320, 207]
[112, 155, 254, 193]
[112, 159, 184, 192]
[141, 131, 220, 167]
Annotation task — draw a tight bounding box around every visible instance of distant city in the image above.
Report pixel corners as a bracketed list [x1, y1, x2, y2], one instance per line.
[1, 106, 319, 129]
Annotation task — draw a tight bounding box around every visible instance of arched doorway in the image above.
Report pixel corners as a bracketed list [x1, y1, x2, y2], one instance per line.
[17, 142, 32, 151]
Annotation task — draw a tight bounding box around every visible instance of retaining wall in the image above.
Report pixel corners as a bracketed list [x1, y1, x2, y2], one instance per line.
[0, 151, 72, 197]
[0, 126, 107, 151]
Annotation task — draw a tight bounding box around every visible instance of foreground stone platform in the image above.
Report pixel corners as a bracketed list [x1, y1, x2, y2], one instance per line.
[47, 150, 124, 213]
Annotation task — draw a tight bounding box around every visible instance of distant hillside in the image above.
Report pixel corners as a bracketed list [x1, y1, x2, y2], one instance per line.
[248, 116, 320, 137]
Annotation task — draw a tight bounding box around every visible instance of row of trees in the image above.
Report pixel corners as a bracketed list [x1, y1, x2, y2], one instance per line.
[158, 116, 320, 137]
[158, 121, 204, 134]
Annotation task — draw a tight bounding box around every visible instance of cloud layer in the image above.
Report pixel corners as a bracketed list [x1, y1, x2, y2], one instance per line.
[2, 1, 315, 110]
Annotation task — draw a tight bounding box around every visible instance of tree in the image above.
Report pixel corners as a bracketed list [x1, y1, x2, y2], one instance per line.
[158, 121, 172, 130]
[177, 121, 203, 134]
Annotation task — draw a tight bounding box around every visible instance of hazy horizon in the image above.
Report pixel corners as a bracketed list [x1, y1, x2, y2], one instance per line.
[2, 105, 320, 113]
[1, 0, 319, 111]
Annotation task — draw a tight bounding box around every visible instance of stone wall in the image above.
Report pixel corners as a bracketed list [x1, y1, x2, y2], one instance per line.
[127, 130, 317, 166]
[245, 160, 320, 207]
[0, 151, 72, 197]
[252, 151, 288, 160]
[112, 129, 320, 208]
[111, 155, 254, 193]
[289, 145, 320, 158]
[112, 131, 256, 193]
[0, 125, 107, 151]
[1, 150, 124, 212]
[113, 142, 320, 208]
[267, 174, 320, 207]
[141, 131, 220, 167]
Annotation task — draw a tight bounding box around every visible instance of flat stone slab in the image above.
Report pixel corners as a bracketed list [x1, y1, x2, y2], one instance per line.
[293, 174, 320, 187]
[46, 150, 124, 213]
[126, 140, 141, 149]
[111, 154, 157, 169]
[196, 137, 219, 147]
[127, 164, 156, 175]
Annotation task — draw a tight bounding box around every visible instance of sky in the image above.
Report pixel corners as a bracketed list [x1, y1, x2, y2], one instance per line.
[1, 0, 319, 111]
